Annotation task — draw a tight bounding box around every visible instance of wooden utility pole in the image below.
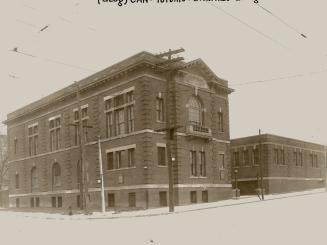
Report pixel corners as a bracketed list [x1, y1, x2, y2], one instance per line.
[155, 48, 185, 212]
[166, 67, 174, 212]
[75, 82, 89, 213]
[98, 136, 105, 213]
[259, 129, 264, 200]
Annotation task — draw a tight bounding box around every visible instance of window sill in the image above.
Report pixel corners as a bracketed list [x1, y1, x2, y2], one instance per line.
[157, 165, 167, 168]
[190, 176, 208, 179]
[106, 167, 137, 172]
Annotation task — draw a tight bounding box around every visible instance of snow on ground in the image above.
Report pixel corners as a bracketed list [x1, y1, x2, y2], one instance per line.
[0, 189, 326, 245]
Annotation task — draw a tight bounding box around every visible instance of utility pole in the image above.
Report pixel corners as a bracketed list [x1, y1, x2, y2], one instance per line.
[155, 48, 185, 212]
[166, 67, 174, 213]
[75, 82, 89, 213]
[259, 129, 264, 200]
[97, 136, 105, 213]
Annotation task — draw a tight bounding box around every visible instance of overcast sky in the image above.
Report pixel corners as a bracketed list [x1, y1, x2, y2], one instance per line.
[0, 0, 326, 144]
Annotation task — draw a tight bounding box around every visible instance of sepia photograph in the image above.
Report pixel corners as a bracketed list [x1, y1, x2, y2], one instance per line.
[0, 1, 327, 244]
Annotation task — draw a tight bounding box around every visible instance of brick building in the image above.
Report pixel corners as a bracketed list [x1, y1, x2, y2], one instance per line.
[4, 51, 233, 211]
[231, 134, 326, 195]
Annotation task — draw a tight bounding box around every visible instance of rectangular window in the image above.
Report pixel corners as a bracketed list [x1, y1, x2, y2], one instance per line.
[311, 153, 314, 168]
[274, 148, 279, 165]
[16, 198, 20, 208]
[234, 151, 240, 167]
[200, 151, 206, 177]
[279, 149, 285, 165]
[107, 152, 114, 170]
[35, 197, 40, 207]
[106, 112, 114, 138]
[128, 148, 135, 167]
[115, 151, 122, 169]
[73, 107, 89, 144]
[219, 170, 225, 181]
[299, 152, 303, 166]
[30, 197, 34, 208]
[74, 126, 80, 146]
[218, 112, 224, 132]
[81, 107, 88, 119]
[77, 195, 81, 208]
[105, 90, 134, 137]
[314, 154, 318, 168]
[15, 174, 19, 189]
[51, 197, 56, 208]
[108, 193, 115, 208]
[115, 109, 125, 135]
[190, 150, 197, 176]
[126, 105, 134, 133]
[159, 191, 167, 207]
[253, 148, 259, 165]
[14, 138, 18, 155]
[126, 91, 134, 103]
[49, 117, 61, 151]
[243, 150, 249, 165]
[158, 147, 166, 166]
[218, 153, 225, 169]
[114, 94, 125, 107]
[105, 98, 113, 111]
[202, 190, 208, 203]
[57, 196, 62, 208]
[81, 108, 88, 142]
[190, 191, 197, 204]
[28, 125, 38, 156]
[128, 192, 136, 208]
[156, 97, 165, 121]
[294, 151, 298, 166]
[74, 110, 79, 121]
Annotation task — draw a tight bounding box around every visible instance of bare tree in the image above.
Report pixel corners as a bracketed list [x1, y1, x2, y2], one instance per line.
[0, 155, 8, 190]
[0, 136, 8, 190]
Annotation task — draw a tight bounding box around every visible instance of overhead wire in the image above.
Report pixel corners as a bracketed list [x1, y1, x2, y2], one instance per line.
[230, 68, 327, 87]
[10, 48, 96, 72]
[255, 3, 307, 39]
[208, 2, 293, 53]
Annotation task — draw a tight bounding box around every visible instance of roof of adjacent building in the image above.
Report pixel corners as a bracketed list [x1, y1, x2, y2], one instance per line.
[231, 133, 326, 150]
[5, 50, 231, 124]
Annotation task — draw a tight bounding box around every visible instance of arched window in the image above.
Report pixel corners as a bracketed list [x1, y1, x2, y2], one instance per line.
[52, 162, 61, 187]
[188, 96, 203, 125]
[31, 166, 38, 191]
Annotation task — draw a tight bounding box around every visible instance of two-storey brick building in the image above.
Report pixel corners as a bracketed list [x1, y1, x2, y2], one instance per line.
[4, 51, 233, 210]
[231, 134, 326, 195]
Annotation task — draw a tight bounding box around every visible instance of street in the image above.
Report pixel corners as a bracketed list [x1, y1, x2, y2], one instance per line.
[0, 190, 326, 245]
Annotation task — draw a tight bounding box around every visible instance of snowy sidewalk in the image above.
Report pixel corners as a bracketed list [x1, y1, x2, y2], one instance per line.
[1, 188, 325, 221]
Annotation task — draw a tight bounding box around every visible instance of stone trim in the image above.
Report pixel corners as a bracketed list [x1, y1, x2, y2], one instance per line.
[9, 184, 232, 198]
[232, 177, 324, 182]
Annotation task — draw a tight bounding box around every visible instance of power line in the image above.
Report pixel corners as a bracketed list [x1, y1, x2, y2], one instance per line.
[255, 3, 307, 39]
[208, 2, 292, 53]
[10, 48, 96, 72]
[15, 19, 39, 29]
[231, 68, 327, 87]
[21, 1, 96, 32]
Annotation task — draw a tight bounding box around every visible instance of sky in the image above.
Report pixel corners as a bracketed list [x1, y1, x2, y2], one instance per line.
[0, 0, 327, 144]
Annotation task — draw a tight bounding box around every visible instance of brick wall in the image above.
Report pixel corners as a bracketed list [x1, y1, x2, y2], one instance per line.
[6, 56, 233, 210]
